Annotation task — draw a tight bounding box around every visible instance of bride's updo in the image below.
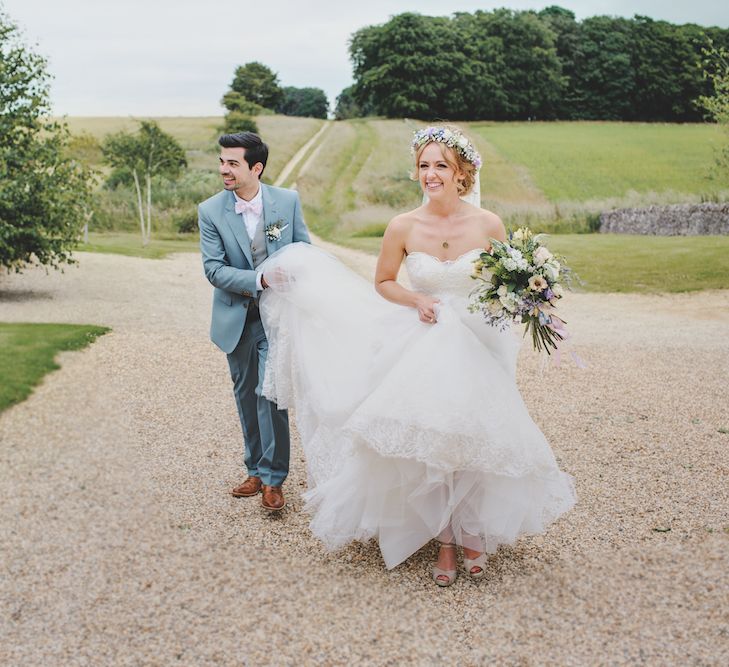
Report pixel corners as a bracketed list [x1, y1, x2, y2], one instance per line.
[411, 125, 482, 196]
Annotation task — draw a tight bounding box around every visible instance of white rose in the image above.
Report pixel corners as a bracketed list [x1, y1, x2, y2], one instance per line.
[487, 300, 503, 316]
[499, 295, 518, 313]
[533, 246, 552, 267]
[497, 284, 508, 297]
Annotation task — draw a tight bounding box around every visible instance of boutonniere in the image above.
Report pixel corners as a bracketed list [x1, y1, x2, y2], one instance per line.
[265, 219, 289, 242]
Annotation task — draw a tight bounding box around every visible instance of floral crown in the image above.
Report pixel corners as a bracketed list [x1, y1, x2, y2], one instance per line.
[411, 126, 482, 170]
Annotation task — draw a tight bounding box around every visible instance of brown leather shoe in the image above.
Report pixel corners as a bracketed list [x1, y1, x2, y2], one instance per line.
[261, 485, 285, 511]
[231, 476, 261, 498]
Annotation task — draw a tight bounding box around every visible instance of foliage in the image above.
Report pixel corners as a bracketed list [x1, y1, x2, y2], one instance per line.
[101, 120, 187, 245]
[334, 85, 366, 119]
[696, 39, 729, 175]
[0, 10, 94, 272]
[222, 111, 259, 134]
[220, 91, 265, 116]
[230, 61, 283, 110]
[345, 8, 729, 122]
[0, 323, 109, 412]
[172, 207, 199, 234]
[277, 86, 328, 118]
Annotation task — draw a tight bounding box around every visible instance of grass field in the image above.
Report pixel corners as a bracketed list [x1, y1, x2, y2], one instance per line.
[63, 116, 729, 292]
[0, 323, 110, 412]
[469, 121, 729, 203]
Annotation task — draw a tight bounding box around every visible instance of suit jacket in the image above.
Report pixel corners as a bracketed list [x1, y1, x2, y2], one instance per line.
[198, 183, 311, 353]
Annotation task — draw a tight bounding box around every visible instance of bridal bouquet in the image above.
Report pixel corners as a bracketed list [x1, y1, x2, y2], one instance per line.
[468, 227, 573, 354]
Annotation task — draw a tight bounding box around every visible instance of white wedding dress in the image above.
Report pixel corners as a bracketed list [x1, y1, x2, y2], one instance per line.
[259, 243, 576, 569]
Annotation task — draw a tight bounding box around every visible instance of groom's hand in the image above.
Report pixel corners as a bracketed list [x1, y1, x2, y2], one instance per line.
[262, 267, 293, 292]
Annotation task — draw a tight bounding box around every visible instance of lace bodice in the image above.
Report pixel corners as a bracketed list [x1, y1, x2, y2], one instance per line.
[405, 248, 483, 299]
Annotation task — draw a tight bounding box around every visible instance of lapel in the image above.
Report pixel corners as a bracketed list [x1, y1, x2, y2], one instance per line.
[261, 184, 280, 256]
[223, 190, 254, 267]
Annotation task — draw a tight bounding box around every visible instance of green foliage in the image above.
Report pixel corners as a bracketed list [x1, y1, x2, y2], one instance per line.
[334, 86, 366, 120]
[230, 61, 283, 110]
[101, 120, 187, 245]
[697, 39, 729, 176]
[0, 10, 95, 272]
[345, 8, 725, 122]
[220, 91, 265, 115]
[222, 111, 259, 134]
[277, 86, 328, 119]
[172, 207, 199, 234]
[0, 323, 109, 412]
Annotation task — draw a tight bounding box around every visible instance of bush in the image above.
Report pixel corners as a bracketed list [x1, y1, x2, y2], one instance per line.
[172, 208, 199, 234]
[222, 111, 259, 134]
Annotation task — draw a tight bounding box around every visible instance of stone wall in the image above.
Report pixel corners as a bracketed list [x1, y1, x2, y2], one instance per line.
[599, 202, 729, 235]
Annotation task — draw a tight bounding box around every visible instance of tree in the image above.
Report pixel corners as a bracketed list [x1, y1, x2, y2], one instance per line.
[221, 91, 265, 116]
[568, 16, 636, 120]
[0, 10, 94, 272]
[101, 121, 186, 246]
[697, 39, 729, 176]
[277, 86, 328, 118]
[334, 85, 364, 119]
[230, 62, 283, 110]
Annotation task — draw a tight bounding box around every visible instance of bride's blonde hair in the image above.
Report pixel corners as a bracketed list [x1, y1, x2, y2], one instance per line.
[411, 125, 479, 196]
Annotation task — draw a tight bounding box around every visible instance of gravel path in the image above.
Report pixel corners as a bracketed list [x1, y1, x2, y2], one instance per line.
[1, 246, 728, 666]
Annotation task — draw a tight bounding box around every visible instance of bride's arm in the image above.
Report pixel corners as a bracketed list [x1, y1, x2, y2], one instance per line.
[375, 217, 439, 323]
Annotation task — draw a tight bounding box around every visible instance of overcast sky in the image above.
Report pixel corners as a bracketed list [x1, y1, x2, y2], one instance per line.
[2, 0, 728, 116]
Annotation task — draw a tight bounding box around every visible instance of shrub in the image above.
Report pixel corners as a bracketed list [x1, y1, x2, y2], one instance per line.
[172, 208, 199, 234]
[222, 111, 259, 134]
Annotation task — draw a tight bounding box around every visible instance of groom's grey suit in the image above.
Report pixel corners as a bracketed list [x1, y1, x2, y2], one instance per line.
[199, 183, 310, 487]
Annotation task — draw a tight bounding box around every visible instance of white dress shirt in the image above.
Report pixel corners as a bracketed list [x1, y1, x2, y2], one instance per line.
[233, 187, 264, 291]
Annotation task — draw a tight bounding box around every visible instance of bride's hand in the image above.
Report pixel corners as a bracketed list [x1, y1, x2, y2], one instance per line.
[415, 294, 440, 324]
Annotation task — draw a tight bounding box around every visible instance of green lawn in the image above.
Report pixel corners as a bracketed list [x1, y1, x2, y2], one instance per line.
[547, 234, 729, 293]
[0, 323, 110, 412]
[78, 233, 200, 258]
[470, 121, 729, 202]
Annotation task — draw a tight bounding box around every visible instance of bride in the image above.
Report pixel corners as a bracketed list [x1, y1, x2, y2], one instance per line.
[259, 126, 576, 586]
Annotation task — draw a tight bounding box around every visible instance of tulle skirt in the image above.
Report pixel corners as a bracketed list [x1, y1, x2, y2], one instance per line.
[260, 243, 575, 568]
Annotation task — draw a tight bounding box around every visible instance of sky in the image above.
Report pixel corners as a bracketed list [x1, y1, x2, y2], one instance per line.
[2, 0, 728, 116]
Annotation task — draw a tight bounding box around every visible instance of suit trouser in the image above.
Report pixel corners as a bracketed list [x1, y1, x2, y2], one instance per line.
[226, 304, 290, 487]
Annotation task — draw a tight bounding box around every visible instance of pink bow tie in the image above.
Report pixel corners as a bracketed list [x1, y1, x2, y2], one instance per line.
[234, 198, 262, 217]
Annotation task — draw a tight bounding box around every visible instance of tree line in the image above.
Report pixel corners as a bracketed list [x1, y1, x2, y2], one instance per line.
[336, 6, 729, 122]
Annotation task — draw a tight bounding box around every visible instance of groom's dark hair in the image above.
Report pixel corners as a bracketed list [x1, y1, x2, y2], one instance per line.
[219, 132, 268, 178]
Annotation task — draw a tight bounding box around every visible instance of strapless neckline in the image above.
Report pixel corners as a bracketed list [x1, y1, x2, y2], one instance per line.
[405, 248, 484, 265]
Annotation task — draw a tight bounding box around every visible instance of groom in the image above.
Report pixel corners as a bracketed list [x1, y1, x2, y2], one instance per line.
[198, 131, 310, 511]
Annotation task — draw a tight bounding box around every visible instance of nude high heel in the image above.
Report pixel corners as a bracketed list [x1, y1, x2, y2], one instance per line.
[432, 543, 458, 587]
[463, 552, 487, 579]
